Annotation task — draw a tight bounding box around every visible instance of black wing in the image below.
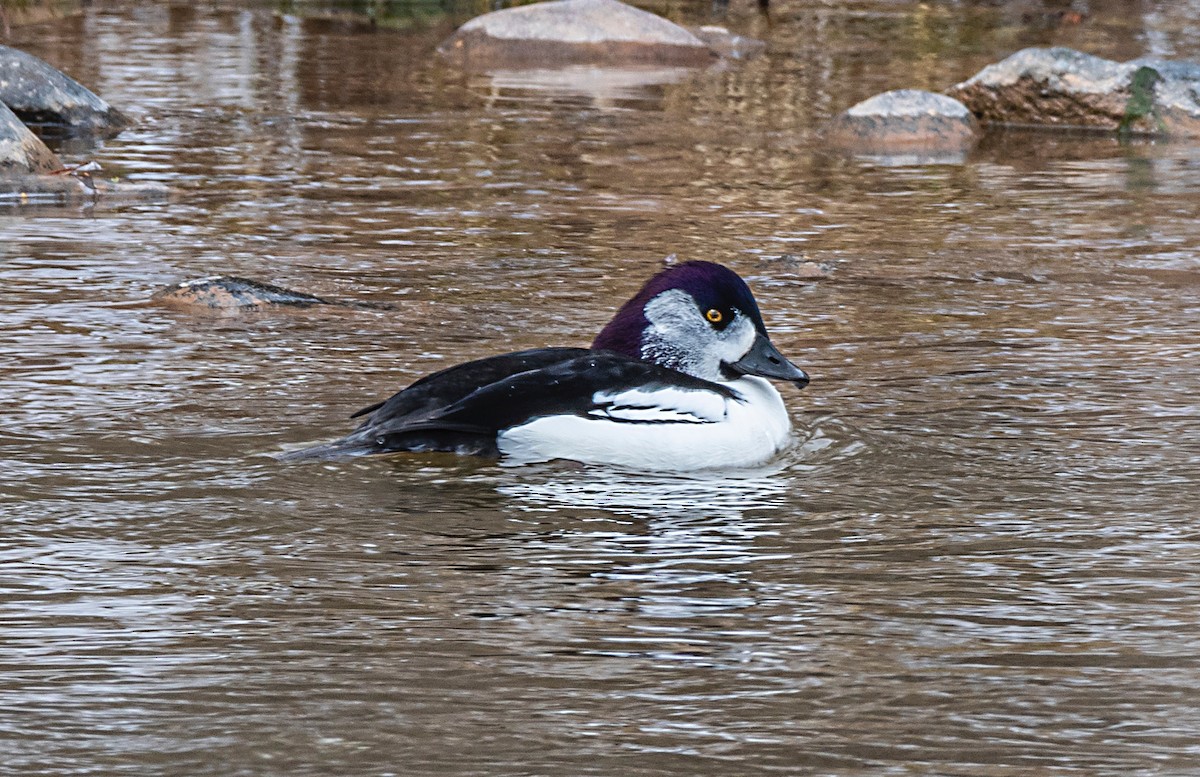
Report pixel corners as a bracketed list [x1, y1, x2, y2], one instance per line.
[358, 351, 738, 455]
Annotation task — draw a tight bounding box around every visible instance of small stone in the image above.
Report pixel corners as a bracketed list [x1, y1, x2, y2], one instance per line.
[826, 89, 979, 156]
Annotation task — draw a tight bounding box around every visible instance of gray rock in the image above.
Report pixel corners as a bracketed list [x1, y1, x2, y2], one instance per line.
[0, 97, 62, 174]
[438, 0, 716, 69]
[826, 89, 979, 158]
[0, 44, 128, 137]
[948, 46, 1200, 137]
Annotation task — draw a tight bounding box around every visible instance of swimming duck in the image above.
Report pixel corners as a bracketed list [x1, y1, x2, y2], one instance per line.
[285, 261, 808, 470]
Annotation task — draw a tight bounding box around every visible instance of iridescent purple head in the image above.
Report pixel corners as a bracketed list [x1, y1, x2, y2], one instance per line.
[592, 261, 808, 387]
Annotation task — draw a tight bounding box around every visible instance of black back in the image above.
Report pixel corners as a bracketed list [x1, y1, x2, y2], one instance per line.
[350, 347, 589, 424]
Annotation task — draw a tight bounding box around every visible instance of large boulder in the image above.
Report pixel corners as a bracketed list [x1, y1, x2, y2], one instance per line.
[826, 89, 979, 160]
[438, 0, 717, 69]
[0, 98, 62, 174]
[948, 47, 1200, 137]
[0, 44, 128, 137]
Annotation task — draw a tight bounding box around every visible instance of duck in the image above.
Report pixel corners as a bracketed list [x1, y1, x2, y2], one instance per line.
[283, 261, 809, 470]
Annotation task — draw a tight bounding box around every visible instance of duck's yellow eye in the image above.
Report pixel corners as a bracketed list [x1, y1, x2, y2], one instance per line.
[705, 308, 723, 324]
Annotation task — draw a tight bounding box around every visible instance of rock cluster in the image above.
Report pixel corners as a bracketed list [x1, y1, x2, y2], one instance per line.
[0, 44, 157, 202]
[828, 45, 1200, 160]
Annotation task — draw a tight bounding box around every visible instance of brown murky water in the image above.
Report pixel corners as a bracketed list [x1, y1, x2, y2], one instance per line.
[4, 1, 1200, 774]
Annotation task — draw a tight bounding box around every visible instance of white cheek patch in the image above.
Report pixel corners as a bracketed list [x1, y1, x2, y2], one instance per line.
[643, 289, 707, 338]
[591, 386, 730, 424]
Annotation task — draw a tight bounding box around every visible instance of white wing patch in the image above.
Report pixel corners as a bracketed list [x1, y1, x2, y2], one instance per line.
[589, 386, 731, 425]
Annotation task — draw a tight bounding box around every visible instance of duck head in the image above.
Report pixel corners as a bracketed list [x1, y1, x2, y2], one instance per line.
[592, 261, 809, 387]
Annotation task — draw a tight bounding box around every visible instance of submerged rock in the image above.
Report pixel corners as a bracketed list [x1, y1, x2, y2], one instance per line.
[0, 44, 128, 137]
[760, 253, 833, 281]
[0, 153, 169, 205]
[948, 46, 1200, 137]
[437, 0, 717, 69]
[826, 89, 979, 159]
[689, 25, 766, 61]
[154, 277, 331, 311]
[0, 98, 62, 174]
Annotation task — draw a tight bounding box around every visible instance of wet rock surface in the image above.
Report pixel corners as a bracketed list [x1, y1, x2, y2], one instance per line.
[0, 98, 62, 174]
[826, 89, 979, 159]
[437, 0, 717, 69]
[948, 46, 1200, 137]
[0, 44, 128, 137]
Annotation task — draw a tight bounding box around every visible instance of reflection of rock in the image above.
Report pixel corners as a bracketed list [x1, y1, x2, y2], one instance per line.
[0, 44, 128, 137]
[948, 47, 1200, 137]
[475, 65, 697, 103]
[826, 89, 979, 162]
[154, 277, 331, 311]
[0, 2, 81, 29]
[0, 99, 62, 174]
[437, 0, 716, 69]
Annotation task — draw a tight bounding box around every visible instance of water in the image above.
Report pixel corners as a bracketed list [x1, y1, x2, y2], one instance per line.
[3, 1, 1200, 774]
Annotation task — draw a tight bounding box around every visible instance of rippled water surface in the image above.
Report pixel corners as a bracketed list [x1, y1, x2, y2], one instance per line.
[4, 1, 1200, 774]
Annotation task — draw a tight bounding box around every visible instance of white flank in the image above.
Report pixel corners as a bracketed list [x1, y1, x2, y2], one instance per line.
[497, 377, 792, 471]
[589, 385, 728, 424]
